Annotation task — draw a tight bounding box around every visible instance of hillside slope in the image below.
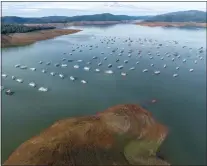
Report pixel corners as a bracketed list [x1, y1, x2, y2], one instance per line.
[4, 104, 169, 165]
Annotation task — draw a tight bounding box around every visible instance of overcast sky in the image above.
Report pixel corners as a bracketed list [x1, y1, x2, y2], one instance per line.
[2, 2, 206, 17]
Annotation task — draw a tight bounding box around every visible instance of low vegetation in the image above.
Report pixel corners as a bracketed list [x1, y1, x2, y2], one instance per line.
[1, 24, 55, 34]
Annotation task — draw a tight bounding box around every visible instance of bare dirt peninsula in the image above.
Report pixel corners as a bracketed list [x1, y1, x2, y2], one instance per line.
[4, 104, 169, 166]
[136, 22, 207, 28]
[1, 29, 81, 48]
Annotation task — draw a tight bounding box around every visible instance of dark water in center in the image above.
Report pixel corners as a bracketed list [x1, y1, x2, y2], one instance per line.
[1, 24, 206, 165]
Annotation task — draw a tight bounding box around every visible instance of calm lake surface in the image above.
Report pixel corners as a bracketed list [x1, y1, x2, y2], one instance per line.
[2, 24, 206, 165]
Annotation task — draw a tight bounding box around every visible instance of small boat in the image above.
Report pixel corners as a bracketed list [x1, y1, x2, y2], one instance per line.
[163, 64, 167, 68]
[161, 57, 164, 60]
[121, 72, 127, 76]
[105, 70, 113, 74]
[30, 68, 36, 71]
[150, 64, 154, 67]
[93, 56, 97, 59]
[117, 65, 124, 69]
[189, 69, 194, 72]
[0, 86, 4, 91]
[16, 79, 23, 83]
[55, 63, 60, 67]
[183, 59, 186, 62]
[101, 52, 104, 54]
[124, 60, 128, 63]
[173, 74, 178, 77]
[87, 62, 91, 65]
[194, 60, 197, 64]
[74, 65, 79, 69]
[150, 56, 153, 59]
[108, 64, 112, 68]
[154, 71, 161, 75]
[50, 72, 55, 76]
[98, 62, 102, 66]
[172, 58, 175, 61]
[38, 87, 48, 92]
[68, 59, 73, 62]
[42, 69, 46, 73]
[142, 69, 148, 72]
[118, 53, 122, 56]
[20, 66, 27, 69]
[199, 57, 203, 60]
[2, 74, 7, 78]
[83, 67, 90, 71]
[104, 57, 107, 60]
[61, 64, 67, 67]
[59, 74, 64, 78]
[70, 76, 75, 81]
[77, 60, 83, 63]
[5, 89, 14, 95]
[116, 59, 119, 62]
[81, 80, 87, 84]
[15, 64, 20, 68]
[128, 54, 131, 57]
[46, 62, 51, 65]
[129, 67, 135, 70]
[39, 61, 43, 64]
[29, 82, 36, 87]
[176, 67, 179, 70]
[95, 69, 100, 72]
[11, 76, 16, 80]
[69, 53, 73, 55]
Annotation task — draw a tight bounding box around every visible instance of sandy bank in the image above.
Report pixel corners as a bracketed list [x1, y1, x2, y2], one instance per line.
[136, 22, 207, 28]
[1, 29, 81, 48]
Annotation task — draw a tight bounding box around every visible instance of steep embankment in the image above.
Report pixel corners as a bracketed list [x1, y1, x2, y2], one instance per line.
[1, 29, 81, 48]
[4, 104, 169, 165]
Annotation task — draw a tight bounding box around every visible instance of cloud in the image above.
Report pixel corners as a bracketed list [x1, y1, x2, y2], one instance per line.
[2, 2, 206, 17]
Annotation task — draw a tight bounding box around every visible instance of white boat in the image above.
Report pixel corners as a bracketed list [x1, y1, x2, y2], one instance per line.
[61, 64, 67, 67]
[189, 69, 194, 72]
[16, 79, 23, 83]
[15, 64, 20, 68]
[105, 70, 113, 74]
[183, 59, 186, 62]
[42, 69, 46, 73]
[2, 74, 7, 78]
[150, 56, 153, 59]
[173, 74, 178, 77]
[118, 53, 122, 56]
[200, 57, 203, 60]
[142, 69, 148, 72]
[108, 64, 112, 68]
[194, 60, 197, 64]
[124, 60, 128, 63]
[81, 80, 87, 84]
[30, 68, 36, 71]
[38, 87, 48, 92]
[128, 54, 131, 57]
[163, 64, 167, 68]
[161, 57, 164, 60]
[116, 59, 120, 62]
[154, 71, 161, 75]
[150, 64, 154, 67]
[95, 68, 100, 72]
[98, 62, 102, 66]
[46, 62, 51, 65]
[83, 67, 90, 71]
[87, 62, 91, 65]
[104, 57, 107, 60]
[39, 61, 43, 64]
[29, 82, 36, 87]
[129, 67, 135, 70]
[69, 53, 73, 55]
[58, 73, 64, 78]
[136, 61, 139, 64]
[77, 60, 83, 62]
[5, 89, 14, 95]
[70, 76, 75, 81]
[92, 56, 97, 59]
[50, 72, 55, 76]
[11, 76, 16, 80]
[20, 66, 27, 69]
[176, 67, 179, 70]
[74, 65, 79, 69]
[172, 58, 175, 61]
[121, 72, 127, 76]
[117, 65, 124, 69]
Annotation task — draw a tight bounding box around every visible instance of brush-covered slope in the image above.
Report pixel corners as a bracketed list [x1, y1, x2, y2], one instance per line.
[4, 104, 169, 165]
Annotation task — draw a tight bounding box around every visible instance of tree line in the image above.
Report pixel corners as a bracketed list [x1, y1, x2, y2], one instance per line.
[1, 24, 55, 34]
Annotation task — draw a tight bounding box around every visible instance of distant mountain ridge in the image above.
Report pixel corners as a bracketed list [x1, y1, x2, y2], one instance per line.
[144, 10, 207, 23]
[2, 13, 150, 24]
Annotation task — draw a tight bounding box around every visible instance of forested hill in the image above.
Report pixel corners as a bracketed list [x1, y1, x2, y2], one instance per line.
[2, 13, 150, 24]
[144, 10, 207, 23]
[1, 24, 55, 34]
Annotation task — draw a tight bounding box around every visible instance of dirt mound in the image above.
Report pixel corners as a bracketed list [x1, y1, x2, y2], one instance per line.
[4, 104, 169, 165]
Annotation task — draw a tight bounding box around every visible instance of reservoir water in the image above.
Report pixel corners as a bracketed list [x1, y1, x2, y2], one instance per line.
[1, 24, 206, 165]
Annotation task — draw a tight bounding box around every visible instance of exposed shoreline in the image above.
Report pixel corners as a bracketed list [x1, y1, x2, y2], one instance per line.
[136, 22, 207, 28]
[1, 29, 81, 48]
